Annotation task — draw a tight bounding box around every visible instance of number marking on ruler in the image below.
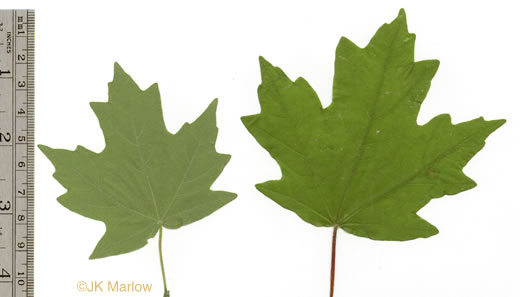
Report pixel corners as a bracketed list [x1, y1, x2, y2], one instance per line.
[0, 9, 34, 297]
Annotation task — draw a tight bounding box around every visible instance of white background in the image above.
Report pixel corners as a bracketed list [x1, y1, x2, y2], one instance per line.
[2, 0, 524, 296]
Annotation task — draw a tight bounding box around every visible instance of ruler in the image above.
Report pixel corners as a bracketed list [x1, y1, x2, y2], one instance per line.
[0, 10, 34, 297]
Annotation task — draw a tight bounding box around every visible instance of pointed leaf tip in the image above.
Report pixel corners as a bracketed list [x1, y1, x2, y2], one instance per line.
[258, 56, 287, 83]
[190, 99, 220, 128]
[240, 114, 255, 128]
[389, 8, 408, 29]
[112, 62, 133, 83]
[258, 56, 273, 70]
[37, 144, 53, 156]
[488, 118, 507, 132]
[37, 144, 47, 152]
[210, 98, 219, 109]
[338, 36, 350, 44]
[145, 82, 160, 95]
[204, 98, 219, 115]
[336, 36, 359, 53]
[202, 99, 219, 121]
[113, 62, 125, 76]
[88, 251, 99, 260]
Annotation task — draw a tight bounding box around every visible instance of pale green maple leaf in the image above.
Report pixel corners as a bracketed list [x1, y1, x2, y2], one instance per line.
[40, 63, 236, 296]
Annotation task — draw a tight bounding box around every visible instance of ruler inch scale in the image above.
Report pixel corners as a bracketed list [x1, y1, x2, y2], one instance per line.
[0, 9, 34, 297]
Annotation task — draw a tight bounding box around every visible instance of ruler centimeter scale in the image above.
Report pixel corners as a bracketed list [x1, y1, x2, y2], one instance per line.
[0, 10, 34, 297]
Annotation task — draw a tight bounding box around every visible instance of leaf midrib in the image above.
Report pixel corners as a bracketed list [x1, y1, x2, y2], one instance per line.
[333, 24, 402, 224]
[132, 120, 161, 220]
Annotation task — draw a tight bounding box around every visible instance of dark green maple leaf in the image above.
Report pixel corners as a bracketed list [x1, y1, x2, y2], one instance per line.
[241, 9, 504, 296]
[39, 63, 236, 296]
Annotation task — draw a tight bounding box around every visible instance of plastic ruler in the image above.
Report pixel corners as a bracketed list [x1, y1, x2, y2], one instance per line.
[0, 9, 34, 297]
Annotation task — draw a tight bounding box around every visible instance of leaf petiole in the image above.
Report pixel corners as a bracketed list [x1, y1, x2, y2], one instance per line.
[330, 225, 338, 297]
[159, 226, 169, 297]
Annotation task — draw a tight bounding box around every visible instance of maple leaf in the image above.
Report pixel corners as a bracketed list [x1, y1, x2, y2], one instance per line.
[241, 9, 504, 296]
[39, 63, 236, 297]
